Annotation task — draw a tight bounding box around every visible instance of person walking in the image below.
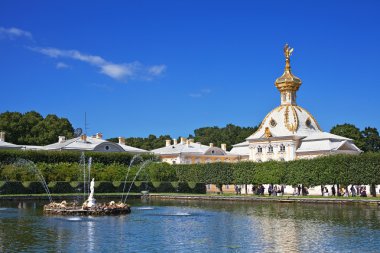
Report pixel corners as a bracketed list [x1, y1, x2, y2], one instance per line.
[234, 185, 239, 195]
[268, 184, 273, 196]
[350, 185, 356, 197]
[331, 185, 336, 196]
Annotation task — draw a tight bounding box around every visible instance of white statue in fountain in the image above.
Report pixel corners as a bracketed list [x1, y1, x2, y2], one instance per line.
[86, 178, 96, 208]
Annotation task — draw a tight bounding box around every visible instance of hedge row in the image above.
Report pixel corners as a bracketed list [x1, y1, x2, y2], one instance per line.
[0, 162, 176, 182]
[1, 151, 380, 187]
[0, 150, 157, 165]
[174, 153, 380, 186]
[0, 181, 206, 194]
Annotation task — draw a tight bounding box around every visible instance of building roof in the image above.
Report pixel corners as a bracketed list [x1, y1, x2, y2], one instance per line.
[229, 141, 250, 156]
[296, 139, 361, 153]
[118, 143, 148, 153]
[301, 132, 351, 141]
[0, 140, 22, 149]
[44, 136, 125, 152]
[151, 141, 226, 156]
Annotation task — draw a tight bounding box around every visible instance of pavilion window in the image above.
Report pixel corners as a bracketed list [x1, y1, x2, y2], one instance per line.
[257, 146, 262, 153]
[268, 145, 273, 153]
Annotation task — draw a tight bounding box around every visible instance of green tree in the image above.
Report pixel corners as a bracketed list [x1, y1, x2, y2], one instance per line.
[0, 111, 24, 144]
[330, 123, 365, 150]
[0, 111, 74, 145]
[108, 135, 173, 150]
[361, 127, 380, 152]
[193, 124, 258, 150]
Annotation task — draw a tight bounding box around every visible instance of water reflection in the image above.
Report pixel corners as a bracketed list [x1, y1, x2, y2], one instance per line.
[87, 219, 95, 252]
[0, 199, 379, 252]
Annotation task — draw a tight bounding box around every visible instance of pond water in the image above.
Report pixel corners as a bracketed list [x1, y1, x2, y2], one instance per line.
[1, 198, 380, 252]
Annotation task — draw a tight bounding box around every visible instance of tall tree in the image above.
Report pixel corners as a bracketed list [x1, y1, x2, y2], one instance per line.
[0, 111, 74, 145]
[330, 123, 365, 150]
[192, 124, 258, 150]
[361, 127, 380, 152]
[108, 134, 172, 150]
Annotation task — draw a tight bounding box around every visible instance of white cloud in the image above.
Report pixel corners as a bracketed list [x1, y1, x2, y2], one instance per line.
[100, 63, 137, 80]
[56, 62, 69, 69]
[0, 27, 32, 40]
[189, 88, 212, 98]
[30, 47, 166, 81]
[148, 65, 167, 76]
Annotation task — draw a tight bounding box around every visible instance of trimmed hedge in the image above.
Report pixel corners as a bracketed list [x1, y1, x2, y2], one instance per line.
[0, 181, 206, 194]
[173, 153, 380, 186]
[0, 181, 25, 194]
[22, 181, 45, 194]
[48, 181, 76, 193]
[1, 151, 380, 190]
[0, 150, 157, 165]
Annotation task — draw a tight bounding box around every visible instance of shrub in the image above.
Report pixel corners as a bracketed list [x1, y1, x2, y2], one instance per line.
[0, 181, 25, 194]
[48, 181, 75, 193]
[22, 181, 45, 194]
[94, 181, 116, 193]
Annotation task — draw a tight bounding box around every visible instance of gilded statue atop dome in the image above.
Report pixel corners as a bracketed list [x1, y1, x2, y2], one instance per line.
[284, 44, 294, 59]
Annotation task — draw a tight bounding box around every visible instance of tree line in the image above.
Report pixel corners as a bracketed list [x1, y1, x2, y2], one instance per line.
[107, 124, 258, 151]
[0, 111, 379, 152]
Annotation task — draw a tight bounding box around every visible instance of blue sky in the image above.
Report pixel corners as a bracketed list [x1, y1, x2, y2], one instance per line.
[1, 1, 379, 139]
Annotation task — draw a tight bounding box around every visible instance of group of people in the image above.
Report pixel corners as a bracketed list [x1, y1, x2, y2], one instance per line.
[268, 184, 285, 196]
[292, 185, 309, 196]
[234, 185, 242, 195]
[251, 184, 265, 195]
[322, 185, 367, 197]
[240, 184, 372, 197]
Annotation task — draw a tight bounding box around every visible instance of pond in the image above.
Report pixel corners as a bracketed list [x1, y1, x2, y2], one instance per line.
[1, 198, 380, 252]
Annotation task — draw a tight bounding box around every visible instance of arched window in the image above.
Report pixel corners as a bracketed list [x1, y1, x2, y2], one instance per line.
[257, 146, 262, 153]
[268, 145, 273, 153]
[280, 144, 285, 152]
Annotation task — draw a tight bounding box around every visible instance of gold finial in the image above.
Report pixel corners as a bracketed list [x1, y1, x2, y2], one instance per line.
[275, 44, 302, 105]
[283, 44, 294, 72]
[284, 43, 294, 59]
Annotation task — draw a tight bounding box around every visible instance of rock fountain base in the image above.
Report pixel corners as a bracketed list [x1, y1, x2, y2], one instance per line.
[43, 201, 131, 216]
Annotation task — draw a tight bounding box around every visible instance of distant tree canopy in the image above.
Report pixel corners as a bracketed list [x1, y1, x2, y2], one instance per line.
[0, 111, 74, 145]
[108, 134, 173, 151]
[191, 124, 258, 151]
[108, 124, 258, 151]
[330, 123, 380, 152]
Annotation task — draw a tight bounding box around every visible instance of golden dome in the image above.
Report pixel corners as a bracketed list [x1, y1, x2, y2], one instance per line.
[275, 44, 302, 92]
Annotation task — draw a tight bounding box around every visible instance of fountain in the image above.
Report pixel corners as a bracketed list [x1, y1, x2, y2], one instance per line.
[43, 153, 131, 216]
[14, 159, 52, 203]
[123, 159, 153, 203]
[120, 154, 141, 202]
[44, 176, 131, 215]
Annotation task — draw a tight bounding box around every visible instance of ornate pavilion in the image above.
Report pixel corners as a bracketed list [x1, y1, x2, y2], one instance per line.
[230, 44, 361, 161]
